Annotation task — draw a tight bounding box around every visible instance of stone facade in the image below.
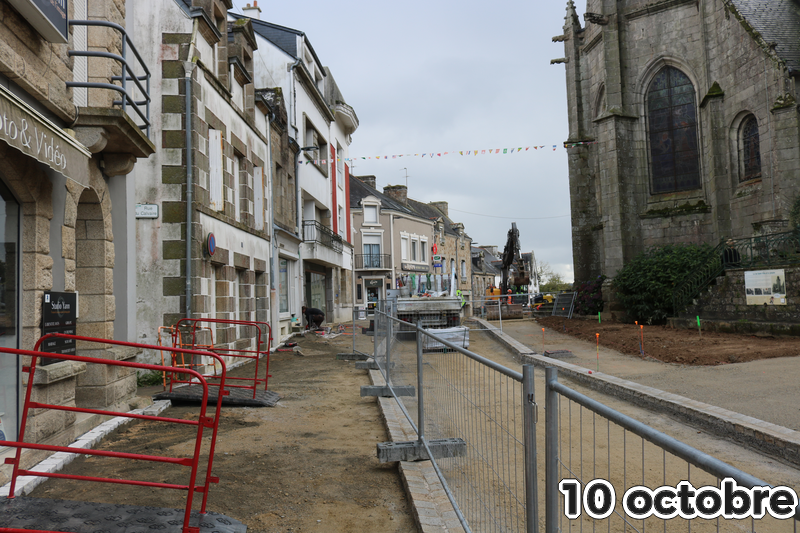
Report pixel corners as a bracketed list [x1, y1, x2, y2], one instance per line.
[0, 0, 153, 478]
[559, 0, 800, 282]
[134, 0, 281, 360]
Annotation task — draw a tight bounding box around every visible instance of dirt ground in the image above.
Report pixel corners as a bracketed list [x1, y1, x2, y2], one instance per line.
[537, 315, 800, 365]
[27, 330, 417, 533]
[18, 319, 800, 532]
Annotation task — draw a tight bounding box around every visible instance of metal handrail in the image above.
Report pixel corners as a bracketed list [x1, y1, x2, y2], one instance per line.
[672, 229, 800, 313]
[355, 253, 391, 269]
[67, 20, 151, 139]
[303, 220, 343, 253]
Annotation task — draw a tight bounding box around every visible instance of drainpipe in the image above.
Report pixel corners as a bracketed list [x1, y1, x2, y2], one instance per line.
[183, 22, 198, 319]
[266, 109, 278, 333]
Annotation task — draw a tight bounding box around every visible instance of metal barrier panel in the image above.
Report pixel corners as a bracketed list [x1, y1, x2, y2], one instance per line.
[0, 335, 229, 532]
[373, 308, 537, 533]
[545, 368, 800, 533]
[173, 318, 272, 398]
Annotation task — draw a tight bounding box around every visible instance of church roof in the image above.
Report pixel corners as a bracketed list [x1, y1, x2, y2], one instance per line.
[731, 0, 800, 74]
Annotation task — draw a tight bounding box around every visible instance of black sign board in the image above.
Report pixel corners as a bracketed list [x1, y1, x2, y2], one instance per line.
[364, 279, 383, 288]
[551, 292, 577, 319]
[41, 291, 77, 361]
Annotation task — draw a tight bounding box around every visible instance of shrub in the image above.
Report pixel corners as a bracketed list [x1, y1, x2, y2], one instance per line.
[137, 370, 163, 387]
[572, 275, 606, 315]
[613, 243, 713, 324]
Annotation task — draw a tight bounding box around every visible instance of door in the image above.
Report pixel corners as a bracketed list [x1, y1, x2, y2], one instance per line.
[0, 180, 19, 442]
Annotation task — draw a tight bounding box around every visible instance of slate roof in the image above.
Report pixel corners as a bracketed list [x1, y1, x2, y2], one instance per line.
[230, 14, 325, 70]
[731, 0, 800, 74]
[471, 246, 501, 276]
[349, 176, 416, 216]
[405, 199, 465, 238]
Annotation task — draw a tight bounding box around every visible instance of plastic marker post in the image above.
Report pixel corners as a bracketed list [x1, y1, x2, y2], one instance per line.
[640, 325, 644, 356]
[542, 327, 545, 354]
[596, 333, 600, 371]
[598, 312, 601, 324]
[697, 316, 702, 338]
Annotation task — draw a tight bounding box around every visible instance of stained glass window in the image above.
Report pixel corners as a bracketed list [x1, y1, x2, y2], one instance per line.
[740, 115, 761, 182]
[647, 67, 701, 194]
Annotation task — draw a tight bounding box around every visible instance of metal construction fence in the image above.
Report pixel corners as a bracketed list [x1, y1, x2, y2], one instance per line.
[370, 306, 800, 533]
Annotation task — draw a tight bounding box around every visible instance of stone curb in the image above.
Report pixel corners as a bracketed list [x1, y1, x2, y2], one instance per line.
[0, 400, 171, 498]
[368, 366, 466, 533]
[474, 318, 800, 468]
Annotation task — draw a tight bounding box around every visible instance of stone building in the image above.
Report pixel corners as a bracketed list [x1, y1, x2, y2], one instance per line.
[0, 0, 153, 476]
[557, 0, 800, 282]
[132, 0, 283, 360]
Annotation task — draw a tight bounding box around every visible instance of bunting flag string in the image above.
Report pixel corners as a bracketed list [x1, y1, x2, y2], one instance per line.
[301, 141, 598, 165]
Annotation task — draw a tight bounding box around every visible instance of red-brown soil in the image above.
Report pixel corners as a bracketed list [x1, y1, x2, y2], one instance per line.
[536, 316, 800, 366]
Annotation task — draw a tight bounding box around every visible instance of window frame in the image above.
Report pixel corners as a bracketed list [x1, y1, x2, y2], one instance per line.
[738, 113, 762, 183]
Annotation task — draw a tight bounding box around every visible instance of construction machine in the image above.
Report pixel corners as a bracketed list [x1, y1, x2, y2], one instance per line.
[486, 222, 531, 320]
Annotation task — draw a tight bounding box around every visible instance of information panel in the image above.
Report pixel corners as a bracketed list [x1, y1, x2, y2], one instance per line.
[744, 269, 787, 305]
[41, 291, 77, 360]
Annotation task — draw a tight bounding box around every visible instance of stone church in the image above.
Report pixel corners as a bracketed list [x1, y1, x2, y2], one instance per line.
[556, 0, 800, 282]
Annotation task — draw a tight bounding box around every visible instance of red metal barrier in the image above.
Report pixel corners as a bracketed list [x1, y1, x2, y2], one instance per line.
[172, 318, 272, 399]
[0, 335, 231, 533]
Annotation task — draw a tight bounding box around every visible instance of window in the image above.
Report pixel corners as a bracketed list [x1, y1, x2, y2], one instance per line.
[279, 258, 290, 313]
[401, 236, 409, 260]
[450, 258, 455, 274]
[338, 206, 345, 237]
[461, 260, 466, 279]
[421, 239, 427, 262]
[208, 129, 224, 211]
[234, 154, 242, 222]
[411, 239, 418, 261]
[647, 67, 700, 194]
[304, 119, 327, 175]
[363, 235, 381, 268]
[739, 114, 761, 182]
[337, 142, 344, 177]
[364, 205, 378, 224]
[254, 166, 264, 230]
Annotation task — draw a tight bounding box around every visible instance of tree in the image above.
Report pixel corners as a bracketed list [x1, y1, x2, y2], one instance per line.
[537, 261, 571, 292]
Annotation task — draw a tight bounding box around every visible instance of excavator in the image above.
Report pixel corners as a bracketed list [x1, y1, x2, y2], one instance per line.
[486, 222, 531, 319]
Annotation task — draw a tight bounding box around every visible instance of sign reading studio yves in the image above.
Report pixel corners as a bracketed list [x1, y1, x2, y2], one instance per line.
[0, 84, 91, 186]
[41, 291, 77, 358]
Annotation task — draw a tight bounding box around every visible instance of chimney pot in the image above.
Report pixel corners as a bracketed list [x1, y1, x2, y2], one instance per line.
[383, 184, 408, 205]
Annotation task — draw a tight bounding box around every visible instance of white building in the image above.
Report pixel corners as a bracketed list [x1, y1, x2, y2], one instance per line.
[235, 14, 359, 324]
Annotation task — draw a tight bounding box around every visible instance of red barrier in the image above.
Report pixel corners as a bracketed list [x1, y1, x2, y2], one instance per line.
[172, 318, 272, 399]
[0, 335, 231, 533]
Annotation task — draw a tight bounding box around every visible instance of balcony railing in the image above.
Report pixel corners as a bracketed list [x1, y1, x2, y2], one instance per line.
[355, 254, 391, 270]
[303, 220, 343, 253]
[67, 20, 152, 139]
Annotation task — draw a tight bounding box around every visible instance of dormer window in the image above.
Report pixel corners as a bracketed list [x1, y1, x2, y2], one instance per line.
[364, 205, 378, 224]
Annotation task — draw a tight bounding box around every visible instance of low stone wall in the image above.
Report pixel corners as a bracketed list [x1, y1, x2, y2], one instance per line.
[679, 266, 800, 328]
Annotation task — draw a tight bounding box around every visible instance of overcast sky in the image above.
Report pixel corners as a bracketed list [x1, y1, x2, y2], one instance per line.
[232, 0, 579, 282]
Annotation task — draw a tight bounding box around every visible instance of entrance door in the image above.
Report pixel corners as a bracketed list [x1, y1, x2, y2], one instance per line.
[366, 286, 380, 315]
[0, 180, 19, 442]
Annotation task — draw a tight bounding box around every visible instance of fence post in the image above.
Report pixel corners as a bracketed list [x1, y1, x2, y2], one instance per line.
[386, 311, 393, 385]
[416, 320, 424, 445]
[498, 299, 503, 332]
[523, 364, 539, 533]
[545, 367, 559, 533]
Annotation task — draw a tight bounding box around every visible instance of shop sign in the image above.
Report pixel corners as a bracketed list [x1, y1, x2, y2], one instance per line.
[41, 291, 77, 358]
[433, 263, 443, 268]
[0, 84, 91, 185]
[433, 255, 442, 261]
[364, 279, 382, 288]
[7, 0, 68, 43]
[401, 262, 430, 272]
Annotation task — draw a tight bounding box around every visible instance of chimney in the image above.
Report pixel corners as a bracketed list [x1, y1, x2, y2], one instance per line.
[430, 201, 448, 217]
[242, 0, 262, 19]
[383, 184, 408, 205]
[357, 175, 376, 189]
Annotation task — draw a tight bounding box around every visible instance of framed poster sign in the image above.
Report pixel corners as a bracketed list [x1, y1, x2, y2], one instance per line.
[744, 269, 786, 305]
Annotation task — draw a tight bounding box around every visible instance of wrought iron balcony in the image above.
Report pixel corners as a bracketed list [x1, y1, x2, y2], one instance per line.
[355, 254, 391, 270]
[67, 20, 151, 139]
[303, 220, 343, 253]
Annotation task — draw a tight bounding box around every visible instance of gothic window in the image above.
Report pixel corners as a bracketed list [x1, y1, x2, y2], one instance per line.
[647, 67, 701, 194]
[739, 114, 761, 182]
